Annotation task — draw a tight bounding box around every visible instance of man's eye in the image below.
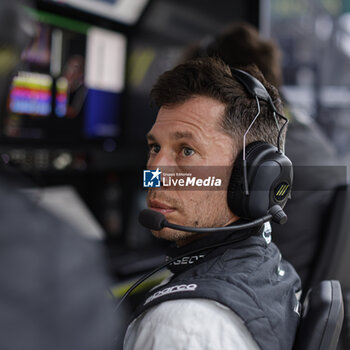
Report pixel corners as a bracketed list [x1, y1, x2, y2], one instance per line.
[149, 144, 160, 154]
[182, 147, 195, 157]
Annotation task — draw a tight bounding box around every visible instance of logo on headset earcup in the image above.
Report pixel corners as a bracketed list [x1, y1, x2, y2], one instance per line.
[227, 141, 293, 220]
[274, 182, 290, 201]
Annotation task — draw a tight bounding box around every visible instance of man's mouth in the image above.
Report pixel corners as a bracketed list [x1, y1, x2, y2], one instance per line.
[148, 200, 176, 214]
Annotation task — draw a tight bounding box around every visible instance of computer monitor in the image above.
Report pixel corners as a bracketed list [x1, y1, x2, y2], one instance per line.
[1, 9, 127, 145]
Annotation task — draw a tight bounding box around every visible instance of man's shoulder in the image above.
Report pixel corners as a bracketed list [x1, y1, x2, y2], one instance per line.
[201, 235, 291, 281]
[161, 235, 300, 302]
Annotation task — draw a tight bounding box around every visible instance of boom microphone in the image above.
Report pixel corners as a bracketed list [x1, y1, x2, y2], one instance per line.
[139, 206, 287, 233]
[139, 209, 167, 230]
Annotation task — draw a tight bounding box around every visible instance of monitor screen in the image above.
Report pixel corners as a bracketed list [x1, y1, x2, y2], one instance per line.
[1, 9, 127, 144]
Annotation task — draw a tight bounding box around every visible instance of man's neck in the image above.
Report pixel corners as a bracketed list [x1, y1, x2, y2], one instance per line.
[175, 215, 240, 247]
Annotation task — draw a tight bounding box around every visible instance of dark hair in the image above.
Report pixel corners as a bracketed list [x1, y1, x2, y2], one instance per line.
[182, 22, 283, 88]
[151, 57, 285, 155]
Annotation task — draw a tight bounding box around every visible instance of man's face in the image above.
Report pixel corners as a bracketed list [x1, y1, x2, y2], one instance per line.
[146, 95, 239, 244]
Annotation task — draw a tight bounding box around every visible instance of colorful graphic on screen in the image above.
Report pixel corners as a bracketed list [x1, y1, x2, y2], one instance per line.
[55, 77, 68, 117]
[8, 72, 53, 116]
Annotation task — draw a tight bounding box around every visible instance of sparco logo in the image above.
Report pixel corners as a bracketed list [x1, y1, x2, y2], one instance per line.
[144, 284, 197, 305]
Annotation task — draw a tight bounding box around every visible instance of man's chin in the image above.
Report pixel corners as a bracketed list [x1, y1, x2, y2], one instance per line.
[151, 227, 191, 242]
[151, 227, 206, 247]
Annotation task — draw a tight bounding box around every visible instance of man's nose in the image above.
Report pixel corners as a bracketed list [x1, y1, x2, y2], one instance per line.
[147, 150, 176, 169]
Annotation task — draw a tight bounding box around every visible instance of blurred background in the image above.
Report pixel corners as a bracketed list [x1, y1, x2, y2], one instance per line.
[2, 0, 350, 347]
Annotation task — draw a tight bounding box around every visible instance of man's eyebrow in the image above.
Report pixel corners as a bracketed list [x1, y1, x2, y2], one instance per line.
[172, 131, 194, 140]
[146, 131, 195, 141]
[146, 133, 156, 142]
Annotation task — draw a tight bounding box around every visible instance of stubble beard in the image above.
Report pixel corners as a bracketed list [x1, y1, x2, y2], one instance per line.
[147, 189, 234, 245]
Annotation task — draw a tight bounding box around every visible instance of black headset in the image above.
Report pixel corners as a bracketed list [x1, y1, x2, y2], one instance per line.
[227, 68, 293, 220]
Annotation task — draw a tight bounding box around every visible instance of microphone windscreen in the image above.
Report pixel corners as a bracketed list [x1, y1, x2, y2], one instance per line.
[138, 209, 166, 230]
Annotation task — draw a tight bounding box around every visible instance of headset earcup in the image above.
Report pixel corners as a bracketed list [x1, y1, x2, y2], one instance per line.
[227, 141, 293, 219]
